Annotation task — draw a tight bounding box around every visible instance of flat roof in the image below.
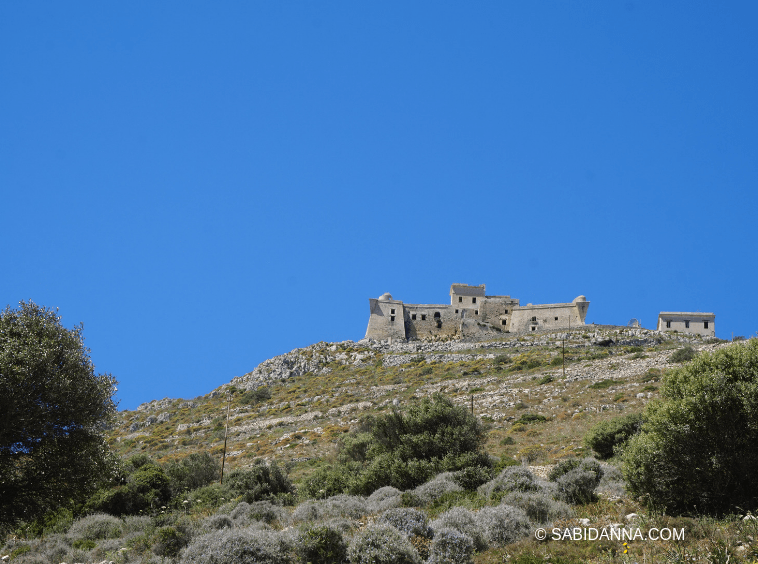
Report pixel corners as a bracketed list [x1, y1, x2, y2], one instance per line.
[658, 312, 715, 317]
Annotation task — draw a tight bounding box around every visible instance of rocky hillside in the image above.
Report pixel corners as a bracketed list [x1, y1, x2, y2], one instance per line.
[107, 326, 724, 480]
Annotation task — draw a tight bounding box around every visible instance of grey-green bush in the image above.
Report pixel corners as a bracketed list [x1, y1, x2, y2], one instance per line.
[68, 513, 123, 541]
[478, 466, 541, 500]
[501, 491, 573, 524]
[430, 507, 487, 552]
[412, 474, 463, 505]
[624, 340, 758, 515]
[202, 514, 234, 531]
[377, 508, 432, 539]
[347, 524, 421, 564]
[555, 468, 601, 504]
[366, 486, 403, 513]
[475, 505, 531, 547]
[427, 527, 475, 564]
[179, 528, 292, 564]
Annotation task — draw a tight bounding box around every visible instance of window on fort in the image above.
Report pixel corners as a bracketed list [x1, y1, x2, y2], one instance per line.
[421, 314, 426, 321]
[531, 327, 535, 331]
[434, 312, 441, 319]
[455, 309, 458, 314]
[411, 314, 416, 320]
[501, 320, 506, 326]
[531, 316, 537, 322]
[472, 297, 477, 304]
[504, 309, 508, 314]
[390, 316, 395, 322]
[685, 320, 690, 329]
[391, 309, 395, 314]
[555, 317, 558, 321]
[458, 296, 462, 303]
[475, 310, 478, 315]
[704, 321, 709, 329]
[666, 321, 671, 328]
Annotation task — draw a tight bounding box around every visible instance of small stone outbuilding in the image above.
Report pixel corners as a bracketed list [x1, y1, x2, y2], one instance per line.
[657, 312, 715, 337]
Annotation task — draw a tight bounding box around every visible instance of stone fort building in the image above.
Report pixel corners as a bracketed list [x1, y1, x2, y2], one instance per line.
[365, 283, 590, 341]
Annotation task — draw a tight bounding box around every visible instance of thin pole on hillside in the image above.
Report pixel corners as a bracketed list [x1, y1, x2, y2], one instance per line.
[220, 392, 232, 484]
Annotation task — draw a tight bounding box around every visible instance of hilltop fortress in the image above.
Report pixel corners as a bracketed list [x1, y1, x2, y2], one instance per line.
[365, 283, 590, 341]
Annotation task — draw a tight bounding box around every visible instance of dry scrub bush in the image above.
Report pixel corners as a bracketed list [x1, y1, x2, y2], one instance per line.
[427, 527, 475, 564]
[430, 507, 487, 552]
[347, 524, 421, 564]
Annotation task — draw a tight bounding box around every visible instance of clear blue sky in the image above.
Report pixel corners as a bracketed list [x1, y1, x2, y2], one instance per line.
[2, 2, 756, 410]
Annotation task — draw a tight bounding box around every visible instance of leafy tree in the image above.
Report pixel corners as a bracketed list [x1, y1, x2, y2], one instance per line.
[624, 340, 758, 514]
[342, 393, 491, 494]
[0, 301, 118, 528]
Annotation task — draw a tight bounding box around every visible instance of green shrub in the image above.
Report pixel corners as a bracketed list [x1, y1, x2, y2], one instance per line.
[493, 354, 511, 365]
[588, 379, 623, 390]
[499, 436, 515, 446]
[298, 463, 355, 500]
[166, 452, 220, 495]
[670, 346, 697, 363]
[624, 340, 758, 515]
[239, 386, 272, 406]
[341, 394, 491, 494]
[583, 413, 643, 459]
[450, 466, 492, 490]
[72, 538, 97, 550]
[539, 373, 556, 383]
[297, 524, 347, 564]
[226, 460, 293, 503]
[152, 526, 189, 557]
[514, 413, 547, 425]
[347, 524, 421, 564]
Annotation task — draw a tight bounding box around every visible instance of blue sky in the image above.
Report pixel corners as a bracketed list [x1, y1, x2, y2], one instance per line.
[2, 2, 756, 410]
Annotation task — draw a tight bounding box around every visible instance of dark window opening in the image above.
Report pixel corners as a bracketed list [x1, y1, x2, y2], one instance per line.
[411, 314, 416, 320]
[504, 309, 508, 314]
[555, 317, 558, 321]
[390, 315, 395, 322]
[685, 320, 690, 329]
[531, 327, 535, 331]
[455, 309, 459, 314]
[421, 314, 427, 321]
[391, 308, 395, 314]
[434, 312, 441, 319]
[704, 321, 709, 329]
[458, 296, 462, 303]
[501, 320, 507, 326]
[666, 320, 671, 328]
[531, 316, 537, 322]
[474, 310, 478, 315]
[472, 297, 477, 304]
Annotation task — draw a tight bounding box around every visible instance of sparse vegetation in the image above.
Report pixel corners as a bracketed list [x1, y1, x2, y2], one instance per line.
[5, 327, 749, 563]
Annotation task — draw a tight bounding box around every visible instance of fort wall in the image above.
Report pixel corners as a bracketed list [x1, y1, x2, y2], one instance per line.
[365, 284, 590, 341]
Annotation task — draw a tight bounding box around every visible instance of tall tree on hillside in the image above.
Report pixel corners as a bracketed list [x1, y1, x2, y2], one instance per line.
[0, 301, 118, 528]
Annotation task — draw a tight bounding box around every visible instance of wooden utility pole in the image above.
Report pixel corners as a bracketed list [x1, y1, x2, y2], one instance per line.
[220, 392, 232, 484]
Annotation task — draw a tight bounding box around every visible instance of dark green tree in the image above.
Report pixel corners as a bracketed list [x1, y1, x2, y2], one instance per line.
[343, 393, 491, 494]
[624, 340, 758, 515]
[0, 301, 118, 527]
